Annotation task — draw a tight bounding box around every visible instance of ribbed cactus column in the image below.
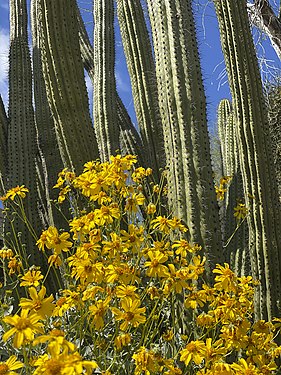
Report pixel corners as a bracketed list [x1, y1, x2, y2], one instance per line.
[266, 84, 281, 198]
[93, 0, 119, 161]
[217, 100, 249, 277]
[214, 0, 281, 319]
[31, 0, 65, 228]
[7, 0, 49, 272]
[147, 0, 222, 270]
[116, 0, 165, 179]
[217, 99, 232, 176]
[37, 0, 99, 172]
[76, 4, 144, 165]
[0, 96, 8, 194]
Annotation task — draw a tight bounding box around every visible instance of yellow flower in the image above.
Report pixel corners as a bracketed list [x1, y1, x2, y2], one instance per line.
[102, 232, 128, 259]
[215, 185, 227, 200]
[120, 224, 144, 252]
[125, 193, 145, 213]
[94, 204, 120, 226]
[151, 216, 176, 234]
[36, 230, 48, 251]
[206, 362, 233, 375]
[1, 185, 29, 201]
[213, 263, 237, 292]
[115, 285, 138, 299]
[111, 297, 146, 331]
[0, 248, 14, 259]
[146, 202, 156, 215]
[33, 329, 75, 348]
[33, 344, 98, 375]
[132, 347, 159, 374]
[144, 250, 170, 278]
[45, 226, 72, 254]
[57, 185, 71, 203]
[231, 358, 260, 374]
[132, 167, 147, 182]
[89, 297, 111, 330]
[179, 340, 205, 366]
[3, 309, 44, 348]
[0, 356, 24, 374]
[48, 254, 63, 268]
[19, 286, 55, 318]
[219, 176, 232, 185]
[7, 257, 22, 275]
[110, 154, 137, 171]
[172, 239, 194, 257]
[20, 269, 44, 287]
[187, 255, 206, 280]
[234, 202, 249, 220]
[114, 333, 131, 350]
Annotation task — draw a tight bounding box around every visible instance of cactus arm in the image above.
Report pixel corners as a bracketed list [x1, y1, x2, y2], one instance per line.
[173, 0, 222, 265]
[77, 3, 144, 163]
[7, 0, 52, 277]
[147, 0, 199, 239]
[93, 0, 119, 161]
[0, 95, 8, 193]
[217, 100, 249, 276]
[147, 0, 222, 270]
[116, 0, 165, 178]
[217, 99, 232, 176]
[30, 0, 65, 227]
[37, 0, 99, 172]
[214, 0, 281, 319]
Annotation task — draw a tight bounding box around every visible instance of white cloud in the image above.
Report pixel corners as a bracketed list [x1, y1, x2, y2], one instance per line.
[0, 28, 9, 108]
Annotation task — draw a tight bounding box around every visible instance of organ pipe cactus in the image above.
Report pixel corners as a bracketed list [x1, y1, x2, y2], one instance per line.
[93, 0, 119, 161]
[76, 4, 146, 167]
[0, 96, 8, 194]
[266, 83, 281, 197]
[36, 0, 99, 172]
[6, 0, 58, 289]
[217, 99, 232, 177]
[31, 0, 65, 228]
[147, 0, 222, 271]
[217, 100, 249, 277]
[214, 0, 281, 320]
[116, 0, 165, 179]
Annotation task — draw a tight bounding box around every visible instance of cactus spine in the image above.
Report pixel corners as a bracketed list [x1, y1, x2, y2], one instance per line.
[147, 0, 222, 270]
[93, 0, 119, 161]
[37, 0, 99, 172]
[116, 0, 165, 178]
[214, 0, 281, 319]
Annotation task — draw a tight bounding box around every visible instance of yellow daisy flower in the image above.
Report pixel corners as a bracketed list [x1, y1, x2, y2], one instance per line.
[3, 309, 44, 348]
[0, 356, 24, 374]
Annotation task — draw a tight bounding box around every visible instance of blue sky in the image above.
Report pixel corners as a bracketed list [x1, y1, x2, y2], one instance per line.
[0, 0, 280, 129]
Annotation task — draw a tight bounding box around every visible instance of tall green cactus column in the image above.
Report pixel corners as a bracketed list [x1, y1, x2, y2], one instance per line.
[37, 0, 99, 172]
[217, 100, 249, 277]
[147, 0, 222, 270]
[7, 0, 52, 278]
[116, 0, 165, 179]
[31, 0, 65, 228]
[214, 0, 281, 319]
[76, 4, 145, 165]
[0, 96, 8, 194]
[93, 0, 119, 161]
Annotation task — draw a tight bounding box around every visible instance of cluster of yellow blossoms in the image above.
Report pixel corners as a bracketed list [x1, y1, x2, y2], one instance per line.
[0, 155, 280, 374]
